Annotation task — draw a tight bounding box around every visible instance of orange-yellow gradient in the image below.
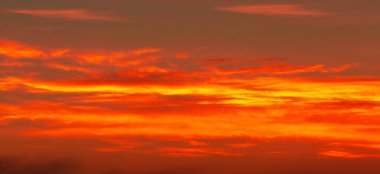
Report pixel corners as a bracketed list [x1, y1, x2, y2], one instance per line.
[1, 1, 380, 172]
[1, 39, 379, 160]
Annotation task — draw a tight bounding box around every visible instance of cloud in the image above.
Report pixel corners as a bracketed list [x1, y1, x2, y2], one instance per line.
[73, 49, 160, 66]
[1, 39, 380, 160]
[50, 49, 71, 57]
[133, 48, 162, 56]
[213, 63, 357, 75]
[156, 147, 241, 157]
[217, 4, 328, 16]
[9, 9, 122, 22]
[0, 40, 46, 59]
[44, 62, 92, 74]
[0, 39, 162, 71]
[176, 53, 190, 59]
[319, 150, 380, 158]
[0, 40, 71, 59]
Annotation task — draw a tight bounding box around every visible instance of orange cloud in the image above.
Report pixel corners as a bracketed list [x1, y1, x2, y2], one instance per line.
[1, 39, 379, 159]
[214, 63, 356, 75]
[133, 48, 161, 56]
[50, 48, 70, 57]
[2, 75, 380, 143]
[44, 62, 93, 74]
[176, 53, 190, 59]
[73, 48, 160, 66]
[217, 4, 328, 16]
[0, 40, 161, 69]
[1, 74, 380, 158]
[9, 9, 122, 22]
[155, 147, 241, 157]
[0, 40, 46, 59]
[320, 150, 380, 158]
[273, 63, 357, 75]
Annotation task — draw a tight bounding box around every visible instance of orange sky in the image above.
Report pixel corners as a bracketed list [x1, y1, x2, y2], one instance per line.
[1, 0, 380, 174]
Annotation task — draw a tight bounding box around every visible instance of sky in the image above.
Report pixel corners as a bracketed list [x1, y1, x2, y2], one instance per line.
[0, 0, 380, 173]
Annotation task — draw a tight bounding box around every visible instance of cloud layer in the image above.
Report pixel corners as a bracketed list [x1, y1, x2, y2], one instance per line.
[0, 40, 379, 161]
[217, 4, 328, 16]
[8, 9, 121, 21]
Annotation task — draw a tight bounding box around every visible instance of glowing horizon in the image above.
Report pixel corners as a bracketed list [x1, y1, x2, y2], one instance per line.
[1, 1, 380, 174]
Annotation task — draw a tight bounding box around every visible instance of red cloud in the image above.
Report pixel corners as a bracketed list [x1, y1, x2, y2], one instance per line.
[217, 4, 328, 16]
[9, 9, 122, 22]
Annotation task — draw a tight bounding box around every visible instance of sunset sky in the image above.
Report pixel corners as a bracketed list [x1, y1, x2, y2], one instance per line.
[1, 0, 380, 173]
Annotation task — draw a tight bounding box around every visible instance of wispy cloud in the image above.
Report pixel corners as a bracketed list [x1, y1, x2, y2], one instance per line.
[9, 9, 122, 22]
[217, 4, 328, 16]
[0, 40, 46, 59]
[156, 147, 241, 157]
[319, 150, 380, 158]
[213, 63, 356, 75]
